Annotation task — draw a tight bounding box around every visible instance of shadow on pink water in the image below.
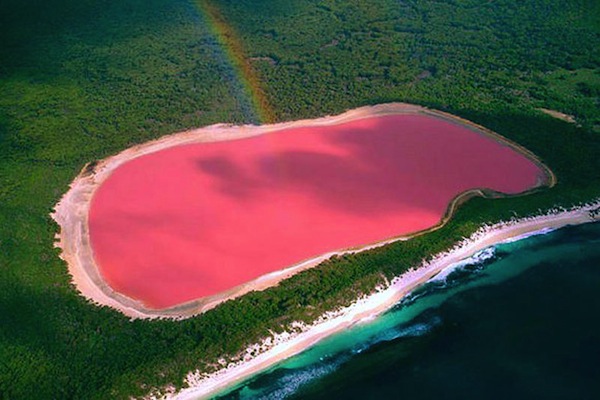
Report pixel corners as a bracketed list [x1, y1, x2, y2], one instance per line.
[89, 114, 544, 308]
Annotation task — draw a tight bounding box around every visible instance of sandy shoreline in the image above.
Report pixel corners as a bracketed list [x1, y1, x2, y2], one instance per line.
[51, 102, 555, 319]
[157, 201, 599, 400]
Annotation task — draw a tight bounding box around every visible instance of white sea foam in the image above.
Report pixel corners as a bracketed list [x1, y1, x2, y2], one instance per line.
[500, 226, 557, 244]
[241, 358, 346, 400]
[153, 198, 600, 400]
[431, 247, 496, 283]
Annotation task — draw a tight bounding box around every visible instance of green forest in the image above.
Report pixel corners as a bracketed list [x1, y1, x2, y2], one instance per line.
[1, 0, 599, 398]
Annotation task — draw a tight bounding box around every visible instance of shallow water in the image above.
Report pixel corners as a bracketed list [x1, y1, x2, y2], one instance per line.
[216, 222, 600, 399]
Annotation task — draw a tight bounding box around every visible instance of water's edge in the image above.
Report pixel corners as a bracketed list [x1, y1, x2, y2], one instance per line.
[219, 221, 600, 399]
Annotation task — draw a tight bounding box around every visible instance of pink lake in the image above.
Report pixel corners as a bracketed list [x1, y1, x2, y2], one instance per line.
[89, 114, 545, 309]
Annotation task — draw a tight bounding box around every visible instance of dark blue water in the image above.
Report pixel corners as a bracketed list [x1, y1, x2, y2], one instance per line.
[217, 222, 600, 400]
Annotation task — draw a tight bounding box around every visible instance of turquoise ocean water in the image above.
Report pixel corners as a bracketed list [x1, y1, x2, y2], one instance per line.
[216, 221, 600, 399]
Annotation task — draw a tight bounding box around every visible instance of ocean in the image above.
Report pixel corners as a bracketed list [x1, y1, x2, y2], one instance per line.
[216, 221, 600, 399]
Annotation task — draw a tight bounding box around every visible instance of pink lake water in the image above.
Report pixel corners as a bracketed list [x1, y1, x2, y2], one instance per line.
[89, 114, 544, 308]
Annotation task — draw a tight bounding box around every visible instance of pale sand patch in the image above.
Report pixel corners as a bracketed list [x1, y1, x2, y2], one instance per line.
[539, 108, 577, 124]
[149, 202, 599, 400]
[51, 103, 555, 319]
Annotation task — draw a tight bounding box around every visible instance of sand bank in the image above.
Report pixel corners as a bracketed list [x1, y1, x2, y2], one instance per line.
[539, 108, 577, 124]
[51, 103, 554, 319]
[155, 201, 599, 400]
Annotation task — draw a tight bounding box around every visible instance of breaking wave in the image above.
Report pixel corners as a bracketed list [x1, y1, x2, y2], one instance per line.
[224, 313, 443, 399]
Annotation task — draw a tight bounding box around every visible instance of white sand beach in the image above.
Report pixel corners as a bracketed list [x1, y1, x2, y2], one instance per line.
[154, 201, 599, 400]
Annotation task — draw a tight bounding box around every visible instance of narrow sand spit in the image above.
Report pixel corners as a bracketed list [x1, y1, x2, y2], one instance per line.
[539, 108, 577, 124]
[51, 103, 555, 319]
[151, 202, 600, 400]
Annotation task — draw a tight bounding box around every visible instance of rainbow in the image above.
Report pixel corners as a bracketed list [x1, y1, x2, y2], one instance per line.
[195, 1, 276, 124]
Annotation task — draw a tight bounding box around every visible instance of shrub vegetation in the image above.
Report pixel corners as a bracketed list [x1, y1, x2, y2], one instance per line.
[0, 0, 599, 398]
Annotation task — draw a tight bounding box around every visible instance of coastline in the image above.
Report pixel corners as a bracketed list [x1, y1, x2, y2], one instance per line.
[51, 102, 554, 319]
[157, 201, 599, 400]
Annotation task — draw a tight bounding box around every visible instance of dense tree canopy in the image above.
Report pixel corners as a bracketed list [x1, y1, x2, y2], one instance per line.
[0, 0, 599, 398]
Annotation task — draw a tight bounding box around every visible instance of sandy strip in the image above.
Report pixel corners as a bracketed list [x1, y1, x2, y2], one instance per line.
[152, 201, 599, 400]
[51, 103, 555, 319]
[539, 108, 577, 124]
